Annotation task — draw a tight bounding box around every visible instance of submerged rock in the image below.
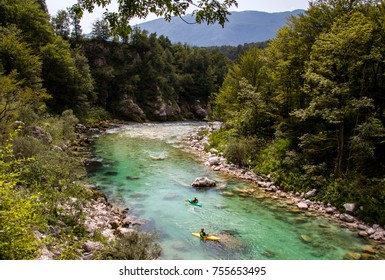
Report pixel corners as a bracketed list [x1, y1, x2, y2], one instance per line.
[213, 231, 246, 252]
[261, 248, 276, 258]
[362, 246, 376, 255]
[129, 193, 149, 200]
[150, 156, 166, 161]
[126, 175, 140, 180]
[85, 159, 103, 172]
[104, 171, 119, 176]
[171, 241, 188, 251]
[163, 193, 181, 200]
[343, 252, 361, 260]
[222, 191, 234, 197]
[294, 217, 307, 223]
[300, 234, 312, 243]
[360, 253, 375, 260]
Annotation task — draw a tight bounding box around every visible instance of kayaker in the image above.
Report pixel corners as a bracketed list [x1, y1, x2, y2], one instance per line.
[200, 228, 207, 239]
[192, 196, 198, 203]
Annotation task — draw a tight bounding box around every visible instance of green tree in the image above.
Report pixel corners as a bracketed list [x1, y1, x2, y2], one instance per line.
[71, 0, 238, 37]
[0, 25, 42, 89]
[69, 9, 83, 41]
[0, 0, 53, 47]
[41, 37, 95, 111]
[51, 10, 71, 40]
[212, 47, 273, 136]
[91, 18, 111, 40]
[294, 12, 382, 177]
[36, 0, 48, 13]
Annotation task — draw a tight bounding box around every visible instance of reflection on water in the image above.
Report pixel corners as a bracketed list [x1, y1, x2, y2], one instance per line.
[89, 122, 378, 260]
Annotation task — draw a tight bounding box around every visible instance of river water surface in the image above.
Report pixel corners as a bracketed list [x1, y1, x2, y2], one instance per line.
[88, 122, 376, 260]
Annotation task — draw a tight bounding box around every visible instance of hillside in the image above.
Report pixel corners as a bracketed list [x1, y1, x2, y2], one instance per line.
[136, 10, 304, 46]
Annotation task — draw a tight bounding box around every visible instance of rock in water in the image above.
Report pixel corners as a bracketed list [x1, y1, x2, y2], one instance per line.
[300, 234, 312, 243]
[191, 177, 216, 188]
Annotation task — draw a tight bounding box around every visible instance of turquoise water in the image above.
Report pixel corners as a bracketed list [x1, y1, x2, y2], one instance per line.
[88, 122, 373, 260]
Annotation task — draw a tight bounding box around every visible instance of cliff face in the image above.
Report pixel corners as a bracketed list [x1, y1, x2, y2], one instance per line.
[110, 89, 208, 122]
[81, 37, 226, 121]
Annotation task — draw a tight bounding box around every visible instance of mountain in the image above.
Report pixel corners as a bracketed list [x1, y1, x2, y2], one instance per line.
[136, 10, 304, 47]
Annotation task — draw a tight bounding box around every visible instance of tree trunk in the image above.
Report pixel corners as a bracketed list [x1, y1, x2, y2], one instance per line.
[334, 122, 344, 178]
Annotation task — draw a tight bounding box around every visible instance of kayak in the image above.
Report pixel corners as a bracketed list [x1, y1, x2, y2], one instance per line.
[192, 232, 220, 241]
[186, 199, 202, 207]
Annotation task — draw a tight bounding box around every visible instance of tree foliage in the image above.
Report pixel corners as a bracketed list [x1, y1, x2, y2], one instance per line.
[211, 0, 385, 224]
[71, 0, 237, 40]
[0, 0, 242, 259]
[0, 133, 43, 260]
[81, 29, 229, 121]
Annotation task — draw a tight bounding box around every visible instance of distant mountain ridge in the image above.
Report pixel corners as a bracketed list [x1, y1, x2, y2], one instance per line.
[136, 10, 304, 47]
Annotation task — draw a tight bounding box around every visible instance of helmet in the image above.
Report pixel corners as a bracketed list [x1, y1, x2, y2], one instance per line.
[201, 228, 204, 231]
[194, 196, 197, 198]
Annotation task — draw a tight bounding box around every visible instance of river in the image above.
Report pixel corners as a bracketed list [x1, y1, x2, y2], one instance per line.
[87, 122, 378, 260]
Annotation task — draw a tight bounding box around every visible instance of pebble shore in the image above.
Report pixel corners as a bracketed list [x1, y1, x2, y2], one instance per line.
[182, 123, 385, 259]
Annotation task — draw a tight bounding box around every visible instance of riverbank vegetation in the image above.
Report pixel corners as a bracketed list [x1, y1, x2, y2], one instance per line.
[1, 0, 230, 259]
[209, 0, 385, 225]
[2, 0, 385, 259]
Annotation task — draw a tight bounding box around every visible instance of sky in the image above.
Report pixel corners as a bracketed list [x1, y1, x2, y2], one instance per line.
[45, 0, 310, 33]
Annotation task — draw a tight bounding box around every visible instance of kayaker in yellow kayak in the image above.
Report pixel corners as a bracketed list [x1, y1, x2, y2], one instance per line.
[200, 228, 208, 239]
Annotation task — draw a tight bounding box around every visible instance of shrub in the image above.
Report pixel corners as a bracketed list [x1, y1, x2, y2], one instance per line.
[12, 135, 47, 158]
[0, 137, 44, 259]
[254, 138, 290, 176]
[224, 136, 265, 167]
[97, 231, 162, 260]
[78, 106, 111, 127]
[207, 127, 234, 152]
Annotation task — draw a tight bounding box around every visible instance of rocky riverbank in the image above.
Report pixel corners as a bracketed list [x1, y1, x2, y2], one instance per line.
[182, 123, 385, 259]
[37, 121, 144, 260]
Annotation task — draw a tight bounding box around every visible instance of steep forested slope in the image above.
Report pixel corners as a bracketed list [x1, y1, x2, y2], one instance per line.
[80, 31, 229, 122]
[210, 0, 385, 224]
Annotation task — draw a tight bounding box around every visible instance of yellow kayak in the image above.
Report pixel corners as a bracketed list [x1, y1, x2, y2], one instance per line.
[192, 232, 220, 241]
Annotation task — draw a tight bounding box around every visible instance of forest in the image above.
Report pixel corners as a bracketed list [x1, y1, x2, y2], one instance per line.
[210, 0, 385, 225]
[1, 0, 385, 259]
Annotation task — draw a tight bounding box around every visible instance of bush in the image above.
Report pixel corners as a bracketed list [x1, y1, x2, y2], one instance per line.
[77, 106, 111, 127]
[97, 231, 162, 260]
[224, 136, 265, 167]
[0, 138, 44, 259]
[207, 127, 234, 152]
[254, 138, 290, 176]
[12, 135, 47, 158]
[37, 110, 79, 145]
